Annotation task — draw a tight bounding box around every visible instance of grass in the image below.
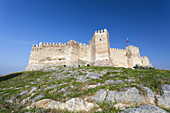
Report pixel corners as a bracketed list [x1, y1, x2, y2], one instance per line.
[0, 66, 169, 112]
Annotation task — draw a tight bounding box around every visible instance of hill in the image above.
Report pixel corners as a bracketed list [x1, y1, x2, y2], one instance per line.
[0, 66, 170, 112]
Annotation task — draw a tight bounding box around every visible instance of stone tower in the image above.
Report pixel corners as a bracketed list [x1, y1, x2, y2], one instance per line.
[89, 29, 114, 66]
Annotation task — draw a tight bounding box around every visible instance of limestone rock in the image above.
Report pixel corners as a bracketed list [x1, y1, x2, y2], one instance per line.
[31, 94, 45, 102]
[140, 85, 155, 105]
[114, 103, 131, 110]
[105, 80, 124, 84]
[28, 98, 99, 112]
[28, 87, 38, 94]
[120, 105, 168, 113]
[124, 79, 136, 82]
[59, 87, 68, 93]
[76, 75, 88, 83]
[19, 90, 28, 96]
[91, 89, 107, 103]
[43, 85, 57, 90]
[85, 72, 103, 80]
[108, 75, 115, 77]
[106, 87, 147, 105]
[6, 96, 15, 103]
[156, 84, 170, 109]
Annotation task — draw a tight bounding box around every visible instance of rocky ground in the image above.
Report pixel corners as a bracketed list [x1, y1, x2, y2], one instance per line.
[0, 66, 170, 113]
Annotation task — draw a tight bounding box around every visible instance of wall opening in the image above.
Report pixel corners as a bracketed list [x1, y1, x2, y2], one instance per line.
[64, 65, 66, 67]
[87, 64, 90, 66]
[78, 65, 80, 67]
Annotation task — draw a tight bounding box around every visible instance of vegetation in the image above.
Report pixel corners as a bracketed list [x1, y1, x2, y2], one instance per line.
[0, 66, 169, 112]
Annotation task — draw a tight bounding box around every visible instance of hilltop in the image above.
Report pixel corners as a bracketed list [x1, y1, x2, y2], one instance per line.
[0, 66, 170, 113]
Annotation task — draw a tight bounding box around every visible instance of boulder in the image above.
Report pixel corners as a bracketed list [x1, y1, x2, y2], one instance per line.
[106, 87, 148, 105]
[85, 72, 103, 80]
[91, 89, 107, 103]
[156, 84, 170, 109]
[120, 105, 168, 113]
[28, 98, 99, 112]
[140, 85, 155, 105]
[105, 80, 124, 84]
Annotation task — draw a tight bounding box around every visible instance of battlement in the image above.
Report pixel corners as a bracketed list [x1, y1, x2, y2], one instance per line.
[32, 42, 68, 48]
[94, 29, 108, 35]
[110, 48, 126, 52]
[32, 40, 89, 49]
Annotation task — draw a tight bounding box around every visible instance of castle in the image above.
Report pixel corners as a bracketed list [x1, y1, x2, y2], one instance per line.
[25, 29, 151, 71]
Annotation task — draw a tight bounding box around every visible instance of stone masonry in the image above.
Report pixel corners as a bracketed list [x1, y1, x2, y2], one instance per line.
[25, 29, 152, 70]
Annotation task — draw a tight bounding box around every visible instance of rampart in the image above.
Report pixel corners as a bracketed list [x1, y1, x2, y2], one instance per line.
[25, 29, 152, 71]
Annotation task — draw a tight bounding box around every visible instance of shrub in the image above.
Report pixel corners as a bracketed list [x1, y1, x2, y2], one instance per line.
[133, 64, 155, 69]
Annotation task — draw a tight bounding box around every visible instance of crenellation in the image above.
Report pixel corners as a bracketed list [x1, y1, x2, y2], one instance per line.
[98, 30, 100, 33]
[26, 28, 152, 71]
[104, 29, 108, 33]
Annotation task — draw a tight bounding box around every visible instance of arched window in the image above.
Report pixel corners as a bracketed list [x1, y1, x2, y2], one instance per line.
[99, 39, 102, 41]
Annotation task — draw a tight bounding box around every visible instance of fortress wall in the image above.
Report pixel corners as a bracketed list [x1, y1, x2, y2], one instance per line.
[67, 40, 80, 64]
[89, 34, 96, 61]
[78, 43, 89, 62]
[141, 56, 151, 66]
[126, 45, 146, 67]
[110, 48, 128, 67]
[28, 42, 70, 66]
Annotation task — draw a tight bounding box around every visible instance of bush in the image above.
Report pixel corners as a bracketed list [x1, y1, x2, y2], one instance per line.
[133, 64, 155, 69]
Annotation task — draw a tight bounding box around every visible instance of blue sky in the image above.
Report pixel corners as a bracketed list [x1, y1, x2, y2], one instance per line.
[0, 0, 170, 74]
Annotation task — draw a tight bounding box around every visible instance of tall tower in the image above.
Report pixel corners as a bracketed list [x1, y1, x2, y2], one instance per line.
[89, 29, 113, 66]
[94, 29, 110, 61]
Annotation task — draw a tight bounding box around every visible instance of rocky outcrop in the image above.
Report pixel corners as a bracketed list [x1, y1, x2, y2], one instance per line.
[91, 89, 107, 103]
[106, 87, 150, 105]
[90, 87, 156, 106]
[156, 84, 170, 109]
[27, 98, 99, 112]
[120, 105, 168, 113]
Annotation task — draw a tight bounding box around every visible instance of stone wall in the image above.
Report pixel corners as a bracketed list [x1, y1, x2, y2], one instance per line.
[25, 29, 152, 71]
[110, 48, 128, 68]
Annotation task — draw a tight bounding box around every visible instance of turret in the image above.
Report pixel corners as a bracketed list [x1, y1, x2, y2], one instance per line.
[90, 29, 110, 61]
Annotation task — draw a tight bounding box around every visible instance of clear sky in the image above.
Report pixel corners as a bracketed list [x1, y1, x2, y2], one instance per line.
[0, 0, 170, 74]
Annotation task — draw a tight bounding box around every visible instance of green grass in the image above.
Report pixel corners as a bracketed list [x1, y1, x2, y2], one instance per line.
[0, 66, 170, 112]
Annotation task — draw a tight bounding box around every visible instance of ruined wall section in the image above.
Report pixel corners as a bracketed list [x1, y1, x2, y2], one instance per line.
[141, 56, 152, 66]
[126, 45, 152, 68]
[110, 48, 128, 68]
[126, 45, 143, 68]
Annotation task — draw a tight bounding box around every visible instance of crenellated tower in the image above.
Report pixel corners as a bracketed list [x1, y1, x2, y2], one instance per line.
[89, 29, 114, 66]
